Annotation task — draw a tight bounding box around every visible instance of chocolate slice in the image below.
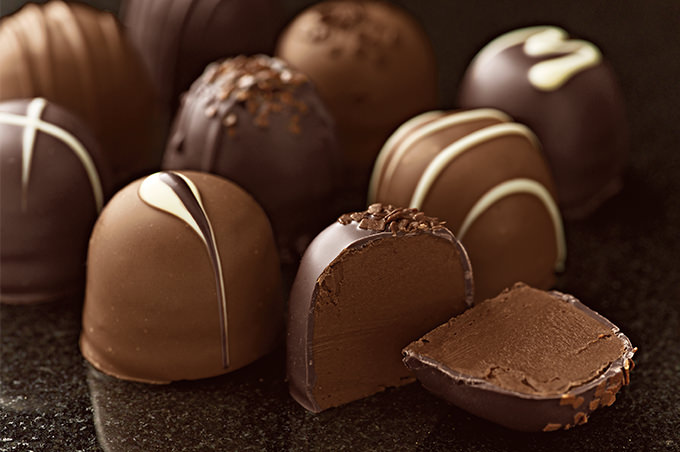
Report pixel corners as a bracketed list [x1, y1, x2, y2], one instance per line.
[403, 283, 636, 432]
[288, 204, 473, 412]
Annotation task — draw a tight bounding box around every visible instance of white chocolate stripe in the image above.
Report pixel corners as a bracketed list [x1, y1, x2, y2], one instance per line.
[0, 99, 105, 212]
[472, 26, 550, 67]
[409, 122, 540, 209]
[369, 108, 512, 204]
[457, 178, 566, 272]
[21, 98, 47, 210]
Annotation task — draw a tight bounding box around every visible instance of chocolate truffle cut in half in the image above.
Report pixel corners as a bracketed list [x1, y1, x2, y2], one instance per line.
[403, 283, 637, 432]
[288, 204, 474, 412]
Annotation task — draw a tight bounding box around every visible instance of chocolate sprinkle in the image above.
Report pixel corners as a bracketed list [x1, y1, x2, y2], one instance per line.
[338, 204, 446, 235]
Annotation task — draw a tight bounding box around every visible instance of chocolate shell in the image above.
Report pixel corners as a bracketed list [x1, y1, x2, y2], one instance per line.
[121, 0, 284, 110]
[80, 171, 283, 383]
[459, 26, 629, 218]
[369, 108, 566, 302]
[276, 0, 437, 188]
[0, 1, 159, 186]
[0, 98, 112, 304]
[403, 283, 637, 432]
[162, 55, 341, 261]
[288, 204, 473, 413]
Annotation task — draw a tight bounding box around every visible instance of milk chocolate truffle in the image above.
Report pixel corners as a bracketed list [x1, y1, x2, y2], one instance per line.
[0, 98, 112, 304]
[403, 283, 637, 432]
[276, 0, 437, 187]
[121, 0, 284, 109]
[288, 204, 473, 412]
[81, 171, 283, 383]
[163, 55, 341, 261]
[0, 1, 159, 185]
[459, 26, 629, 218]
[369, 108, 566, 302]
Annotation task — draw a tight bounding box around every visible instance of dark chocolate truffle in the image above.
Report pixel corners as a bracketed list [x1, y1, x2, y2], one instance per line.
[0, 1, 159, 185]
[288, 204, 473, 412]
[80, 170, 283, 383]
[369, 108, 566, 302]
[403, 283, 637, 432]
[0, 98, 112, 304]
[459, 26, 628, 218]
[162, 55, 341, 261]
[276, 0, 437, 187]
[121, 0, 284, 110]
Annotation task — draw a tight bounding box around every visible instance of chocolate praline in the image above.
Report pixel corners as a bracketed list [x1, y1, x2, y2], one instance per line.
[0, 1, 160, 186]
[162, 55, 341, 261]
[0, 98, 112, 304]
[80, 171, 283, 383]
[276, 0, 437, 189]
[288, 204, 473, 412]
[403, 283, 637, 432]
[369, 108, 566, 302]
[459, 26, 629, 218]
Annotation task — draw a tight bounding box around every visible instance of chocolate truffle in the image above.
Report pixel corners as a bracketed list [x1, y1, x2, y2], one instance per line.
[459, 26, 628, 218]
[276, 0, 437, 187]
[288, 204, 473, 412]
[121, 0, 284, 110]
[162, 55, 341, 261]
[403, 283, 637, 432]
[369, 108, 566, 302]
[80, 171, 283, 383]
[0, 1, 159, 185]
[0, 98, 112, 304]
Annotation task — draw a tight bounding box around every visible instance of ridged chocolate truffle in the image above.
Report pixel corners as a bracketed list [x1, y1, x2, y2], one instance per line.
[163, 55, 341, 261]
[0, 1, 159, 186]
[0, 98, 112, 304]
[459, 26, 629, 218]
[403, 283, 637, 432]
[369, 108, 566, 302]
[81, 171, 283, 383]
[276, 0, 437, 187]
[121, 0, 284, 109]
[288, 204, 473, 412]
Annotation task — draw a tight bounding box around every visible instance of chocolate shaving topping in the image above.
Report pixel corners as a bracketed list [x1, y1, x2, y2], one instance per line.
[194, 55, 310, 135]
[338, 204, 447, 235]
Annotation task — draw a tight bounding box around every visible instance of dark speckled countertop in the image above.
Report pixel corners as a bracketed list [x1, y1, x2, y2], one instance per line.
[2, 1, 679, 451]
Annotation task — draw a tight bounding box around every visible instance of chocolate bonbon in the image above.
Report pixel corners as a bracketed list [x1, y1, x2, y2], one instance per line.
[81, 171, 282, 383]
[369, 108, 565, 302]
[288, 204, 473, 412]
[459, 26, 628, 218]
[121, 0, 284, 109]
[276, 0, 437, 188]
[403, 283, 637, 432]
[0, 0, 159, 185]
[0, 98, 111, 304]
[163, 55, 341, 261]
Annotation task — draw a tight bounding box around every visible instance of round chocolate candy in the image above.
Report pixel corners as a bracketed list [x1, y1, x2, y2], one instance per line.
[0, 98, 112, 304]
[276, 0, 437, 189]
[80, 171, 283, 383]
[369, 108, 566, 302]
[0, 1, 160, 186]
[162, 55, 341, 262]
[459, 26, 629, 218]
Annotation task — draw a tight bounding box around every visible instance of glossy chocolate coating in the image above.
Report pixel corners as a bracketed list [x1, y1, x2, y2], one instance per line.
[369, 108, 565, 302]
[459, 26, 629, 218]
[162, 55, 341, 262]
[403, 283, 637, 432]
[80, 171, 283, 383]
[0, 1, 159, 186]
[121, 0, 284, 110]
[0, 98, 112, 304]
[276, 0, 437, 187]
[288, 204, 473, 412]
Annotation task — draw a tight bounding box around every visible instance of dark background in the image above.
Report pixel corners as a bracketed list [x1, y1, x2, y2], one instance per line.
[1, 1, 679, 451]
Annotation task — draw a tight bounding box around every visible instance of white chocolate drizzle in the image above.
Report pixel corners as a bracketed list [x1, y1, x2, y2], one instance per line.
[0, 98, 104, 212]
